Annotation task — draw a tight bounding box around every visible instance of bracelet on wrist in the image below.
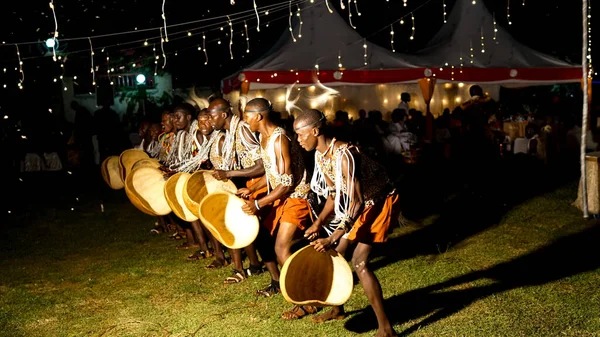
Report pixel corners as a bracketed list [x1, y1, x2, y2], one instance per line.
[254, 199, 261, 210]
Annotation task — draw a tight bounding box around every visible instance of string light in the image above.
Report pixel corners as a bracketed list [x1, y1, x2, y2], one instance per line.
[87, 39, 95, 86]
[443, 0, 447, 23]
[469, 40, 474, 64]
[244, 20, 250, 53]
[153, 44, 158, 75]
[15, 45, 24, 89]
[507, 0, 512, 25]
[472, 0, 476, 4]
[297, 5, 303, 38]
[353, 0, 361, 16]
[363, 39, 367, 66]
[161, 0, 169, 42]
[493, 12, 498, 42]
[106, 52, 112, 85]
[480, 25, 485, 53]
[203, 33, 208, 65]
[410, 12, 415, 40]
[315, 63, 320, 75]
[159, 27, 167, 69]
[288, 1, 297, 42]
[49, 0, 59, 61]
[325, 0, 334, 13]
[340, 0, 345, 10]
[403, 0, 407, 7]
[254, 0, 260, 32]
[522, 0, 525, 5]
[338, 51, 343, 68]
[390, 25, 395, 52]
[348, 0, 356, 29]
[226, 16, 234, 60]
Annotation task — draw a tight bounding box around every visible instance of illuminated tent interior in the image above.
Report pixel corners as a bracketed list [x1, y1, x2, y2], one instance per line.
[222, 0, 581, 119]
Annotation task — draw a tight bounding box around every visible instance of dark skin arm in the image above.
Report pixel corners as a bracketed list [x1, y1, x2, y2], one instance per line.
[238, 134, 292, 215]
[237, 175, 267, 198]
[214, 159, 265, 180]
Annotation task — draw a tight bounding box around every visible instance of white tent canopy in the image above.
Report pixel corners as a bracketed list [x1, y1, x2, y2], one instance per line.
[222, 0, 582, 118]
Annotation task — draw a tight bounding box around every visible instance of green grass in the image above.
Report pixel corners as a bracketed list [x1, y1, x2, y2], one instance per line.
[1, 178, 599, 337]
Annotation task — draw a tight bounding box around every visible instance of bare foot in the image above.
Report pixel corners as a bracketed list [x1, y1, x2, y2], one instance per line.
[311, 307, 345, 323]
[374, 328, 398, 337]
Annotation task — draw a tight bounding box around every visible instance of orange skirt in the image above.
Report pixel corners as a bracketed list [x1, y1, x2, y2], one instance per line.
[263, 198, 312, 235]
[346, 193, 400, 243]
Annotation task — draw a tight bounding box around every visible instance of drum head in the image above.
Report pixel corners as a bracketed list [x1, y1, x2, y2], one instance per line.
[164, 172, 198, 222]
[280, 245, 353, 307]
[198, 191, 259, 249]
[119, 149, 149, 181]
[182, 170, 237, 218]
[101, 156, 124, 190]
[128, 166, 171, 216]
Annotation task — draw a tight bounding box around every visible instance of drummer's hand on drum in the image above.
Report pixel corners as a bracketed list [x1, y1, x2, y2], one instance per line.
[236, 188, 252, 199]
[241, 198, 258, 215]
[304, 222, 321, 241]
[212, 170, 229, 181]
[310, 237, 332, 253]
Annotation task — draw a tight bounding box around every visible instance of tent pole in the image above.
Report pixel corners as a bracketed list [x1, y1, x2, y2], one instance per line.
[581, 0, 590, 218]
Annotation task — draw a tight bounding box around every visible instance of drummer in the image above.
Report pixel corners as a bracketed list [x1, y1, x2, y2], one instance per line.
[165, 103, 212, 257]
[292, 109, 399, 337]
[206, 98, 266, 283]
[152, 109, 178, 234]
[174, 108, 224, 261]
[238, 98, 314, 304]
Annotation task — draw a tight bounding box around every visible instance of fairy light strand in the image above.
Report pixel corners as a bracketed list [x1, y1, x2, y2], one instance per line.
[106, 52, 113, 85]
[469, 40, 474, 64]
[324, 0, 334, 13]
[15, 45, 24, 89]
[254, 0, 261, 32]
[88, 38, 95, 86]
[49, 0, 59, 61]
[480, 25, 485, 53]
[288, 1, 297, 42]
[443, 0, 447, 23]
[244, 20, 250, 53]
[493, 12, 498, 42]
[203, 33, 208, 65]
[403, 0, 408, 7]
[348, 0, 356, 29]
[507, 0, 512, 25]
[296, 5, 303, 38]
[390, 25, 395, 52]
[338, 50, 343, 68]
[161, 0, 169, 42]
[353, 0, 361, 16]
[410, 12, 415, 40]
[227, 15, 234, 59]
[159, 27, 167, 69]
[363, 39, 367, 66]
[153, 44, 158, 75]
[340, 0, 345, 10]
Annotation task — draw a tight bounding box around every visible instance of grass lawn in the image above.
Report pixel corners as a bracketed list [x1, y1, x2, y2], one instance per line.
[0, 168, 599, 337]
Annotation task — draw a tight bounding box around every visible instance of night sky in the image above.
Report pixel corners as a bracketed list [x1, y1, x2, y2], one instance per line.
[0, 0, 591, 112]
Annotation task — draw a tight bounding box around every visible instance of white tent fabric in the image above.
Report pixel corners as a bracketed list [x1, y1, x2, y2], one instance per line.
[413, 0, 575, 69]
[243, 2, 417, 72]
[222, 0, 581, 117]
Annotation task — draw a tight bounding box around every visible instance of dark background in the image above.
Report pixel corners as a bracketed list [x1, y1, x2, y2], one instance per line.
[0, 0, 592, 119]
